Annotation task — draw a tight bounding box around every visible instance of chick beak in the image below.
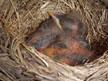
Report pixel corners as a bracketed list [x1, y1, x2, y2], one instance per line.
[48, 11, 63, 31]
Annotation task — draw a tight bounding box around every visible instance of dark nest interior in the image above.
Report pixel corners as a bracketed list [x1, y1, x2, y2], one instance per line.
[0, 0, 108, 81]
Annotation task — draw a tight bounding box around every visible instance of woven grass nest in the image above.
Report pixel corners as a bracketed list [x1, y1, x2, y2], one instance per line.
[0, 0, 108, 81]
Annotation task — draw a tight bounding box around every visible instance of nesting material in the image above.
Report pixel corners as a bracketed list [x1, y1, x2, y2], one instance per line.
[0, 0, 108, 81]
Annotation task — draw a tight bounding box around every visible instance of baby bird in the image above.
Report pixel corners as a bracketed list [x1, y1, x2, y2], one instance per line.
[26, 11, 96, 66]
[27, 11, 85, 48]
[38, 35, 95, 66]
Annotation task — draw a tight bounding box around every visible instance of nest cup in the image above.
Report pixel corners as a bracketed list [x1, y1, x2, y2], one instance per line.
[0, 0, 108, 81]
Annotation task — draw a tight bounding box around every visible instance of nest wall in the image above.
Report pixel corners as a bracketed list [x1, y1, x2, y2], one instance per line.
[0, 0, 108, 81]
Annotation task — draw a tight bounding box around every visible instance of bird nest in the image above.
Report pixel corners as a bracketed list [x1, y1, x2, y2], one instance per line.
[0, 0, 108, 81]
